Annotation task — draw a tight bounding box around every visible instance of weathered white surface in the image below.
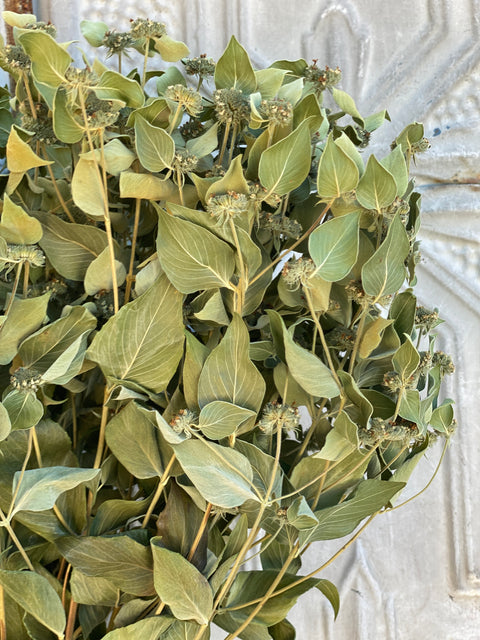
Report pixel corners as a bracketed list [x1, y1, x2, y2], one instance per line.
[32, 1, 480, 637]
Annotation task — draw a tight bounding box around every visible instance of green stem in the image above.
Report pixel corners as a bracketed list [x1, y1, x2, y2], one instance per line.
[41, 144, 76, 223]
[0, 507, 35, 571]
[229, 218, 246, 314]
[176, 167, 184, 205]
[7, 429, 33, 520]
[227, 123, 238, 164]
[141, 453, 177, 528]
[141, 38, 150, 90]
[0, 585, 6, 640]
[217, 121, 231, 166]
[0, 262, 23, 331]
[124, 198, 142, 304]
[226, 543, 300, 639]
[187, 503, 212, 562]
[249, 200, 334, 287]
[168, 103, 183, 135]
[348, 310, 367, 375]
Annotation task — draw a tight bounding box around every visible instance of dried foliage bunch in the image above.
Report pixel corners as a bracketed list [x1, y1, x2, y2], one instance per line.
[0, 10, 456, 640]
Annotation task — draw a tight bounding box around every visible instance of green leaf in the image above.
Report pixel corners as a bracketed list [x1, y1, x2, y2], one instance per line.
[105, 402, 164, 478]
[193, 289, 229, 326]
[120, 172, 181, 201]
[361, 214, 409, 300]
[0, 569, 65, 636]
[18, 30, 71, 86]
[11, 466, 100, 516]
[2, 389, 43, 431]
[259, 121, 312, 196]
[331, 87, 364, 125]
[268, 310, 339, 398]
[156, 206, 235, 293]
[309, 210, 360, 281]
[398, 389, 422, 424]
[186, 122, 219, 158]
[198, 314, 266, 412]
[90, 494, 153, 536]
[57, 535, 155, 596]
[356, 154, 397, 211]
[102, 618, 174, 640]
[205, 155, 250, 201]
[183, 331, 210, 410]
[254, 68, 288, 99]
[53, 85, 84, 143]
[154, 34, 189, 62]
[0, 292, 50, 365]
[80, 19, 109, 47]
[392, 335, 420, 382]
[71, 157, 106, 219]
[316, 580, 340, 619]
[88, 275, 184, 394]
[36, 213, 119, 280]
[300, 480, 405, 543]
[215, 35, 256, 93]
[0, 402, 11, 441]
[316, 134, 359, 199]
[135, 115, 175, 172]
[287, 495, 318, 529]
[151, 540, 213, 625]
[318, 411, 359, 461]
[173, 438, 258, 508]
[0, 194, 43, 244]
[430, 401, 454, 433]
[337, 370, 373, 426]
[199, 401, 256, 439]
[389, 290, 416, 340]
[70, 568, 120, 606]
[95, 70, 144, 108]
[6, 126, 53, 174]
[84, 246, 127, 295]
[3, 11, 37, 27]
[380, 146, 408, 197]
[81, 139, 136, 177]
[358, 317, 394, 359]
[333, 132, 364, 175]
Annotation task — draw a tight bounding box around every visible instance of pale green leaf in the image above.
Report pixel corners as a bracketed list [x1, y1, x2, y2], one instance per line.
[71, 156, 106, 219]
[103, 618, 174, 640]
[430, 401, 455, 433]
[105, 402, 164, 478]
[84, 246, 127, 295]
[135, 115, 175, 172]
[156, 206, 235, 293]
[2, 11, 37, 27]
[0, 194, 43, 245]
[154, 35, 189, 62]
[331, 87, 364, 125]
[18, 30, 71, 86]
[95, 70, 144, 108]
[6, 126, 53, 174]
[198, 314, 265, 412]
[215, 35, 256, 93]
[57, 535, 154, 596]
[318, 411, 359, 461]
[392, 335, 420, 382]
[119, 172, 181, 201]
[0, 402, 11, 441]
[88, 275, 184, 394]
[81, 139, 136, 176]
[53, 85, 84, 143]
[80, 19, 109, 47]
[358, 317, 394, 359]
[287, 495, 319, 530]
[317, 134, 359, 199]
[199, 401, 256, 439]
[254, 68, 288, 99]
[361, 214, 409, 300]
[186, 122, 218, 158]
[2, 389, 43, 431]
[70, 568, 119, 606]
[0, 569, 65, 636]
[356, 154, 397, 211]
[380, 146, 408, 197]
[259, 121, 311, 196]
[309, 211, 360, 281]
[151, 540, 213, 624]
[0, 292, 50, 365]
[183, 331, 210, 411]
[174, 438, 258, 508]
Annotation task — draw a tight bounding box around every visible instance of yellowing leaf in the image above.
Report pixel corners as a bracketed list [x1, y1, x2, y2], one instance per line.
[6, 126, 53, 174]
[0, 194, 42, 244]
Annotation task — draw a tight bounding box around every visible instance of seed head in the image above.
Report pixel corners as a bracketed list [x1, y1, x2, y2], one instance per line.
[129, 18, 167, 39]
[281, 258, 316, 290]
[165, 84, 203, 117]
[11, 367, 43, 393]
[213, 88, 250, 126]
[207, 191, 249, 226]
[183, 54, 216, 78]
[260, 98, 293, 126]
[258, 402, 300, 435]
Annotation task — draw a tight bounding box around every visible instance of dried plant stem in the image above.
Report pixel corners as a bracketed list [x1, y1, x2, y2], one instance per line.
[217, 121, 231, 166]
[229, 218, 246, 313]
[31, 425, 43, 467]
[0, 262, 23, 328]
[124, 198, 142, 304]
[41, 146, 76, 223]
[93, 387, 111, 470]
[0, 507, 35, 571]
[141, 453, 177, 528]
[249, 199, 334, 287]
[187, 503, 212, 562]
[168, 103, 183, 134]
[312, 459, 331, 510]
[22, 70, 36, 119]
[22, 260, 30, 297]
[0, 585, 6, 640]
[78, 90, 119, 313]
[65, 599, 78, 640]
[61, 563, 72, 608]
[141, 38, 150, 90]
[348, 310, 367, 375]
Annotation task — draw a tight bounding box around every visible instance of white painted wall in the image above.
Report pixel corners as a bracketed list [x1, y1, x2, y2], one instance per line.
[23, 1, 480, 637]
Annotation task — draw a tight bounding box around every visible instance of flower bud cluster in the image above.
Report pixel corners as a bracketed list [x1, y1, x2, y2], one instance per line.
[64, 67, 98, 86]
[281, 257, 316, 290]
[24, 21, 57, 37]
[173, 149, 198, 173]
[414, 306, 439, 331]
[326, 326, 356, 350]
[213, 88, 250, 126]
[381, 196, 410, 224]
[259, 211, 302, 239]
[179, 119, 205, 141]
[303, 63, 341, 91]
[183, 55, 216, 78]
[257, 402, 300, 435]
[102, 31, 134, 56]
[260, 98, 293, 126]
[345, 279, 366, 304]
[5, 245, 45, 271]
[248, 182, 282, 210]
[432, 351, 455, 376]
[129, 18, 166, 39]
[11, 367, 43, 393]
[3, 45, 30, 71]
[170, 409, 197, 438]
[207, 191, 249, 226]
[165, 84, 203, 116]
[359, 416, 420, 446]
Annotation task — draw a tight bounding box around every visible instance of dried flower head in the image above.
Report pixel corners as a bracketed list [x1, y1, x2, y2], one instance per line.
[213, 88, 250, 126]
[415, 306, 439, 331]
[359, 416, 420, 446]
[5, 245, 45, 270]
[165, 84, 203, 116]
[258, 402, 300, 435]
[303, 62, 341, 91]
[102, 31, 134, 56]
[10, 367, 43, 393]
[170, 409, 197, 438]
[432, 351, 455, 376]
[179, 118, 205, 141]
[326, 326, 357, 350]
[173, 149, 198, 173]
[183, 54, 216, 78]
[282, 258, 316, 290]
[3, 45, 31, 71]
[64, 66, 98, 87]
[259, 211, 302, 239]
[260, 98, 293, 126]
[129, 18, 167, 39]
[24, 21, 57, 37]
[207, 191, 249, 226]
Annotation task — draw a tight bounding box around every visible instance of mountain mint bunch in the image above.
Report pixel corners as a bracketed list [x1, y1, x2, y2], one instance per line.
[0, 16, 456, 640]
